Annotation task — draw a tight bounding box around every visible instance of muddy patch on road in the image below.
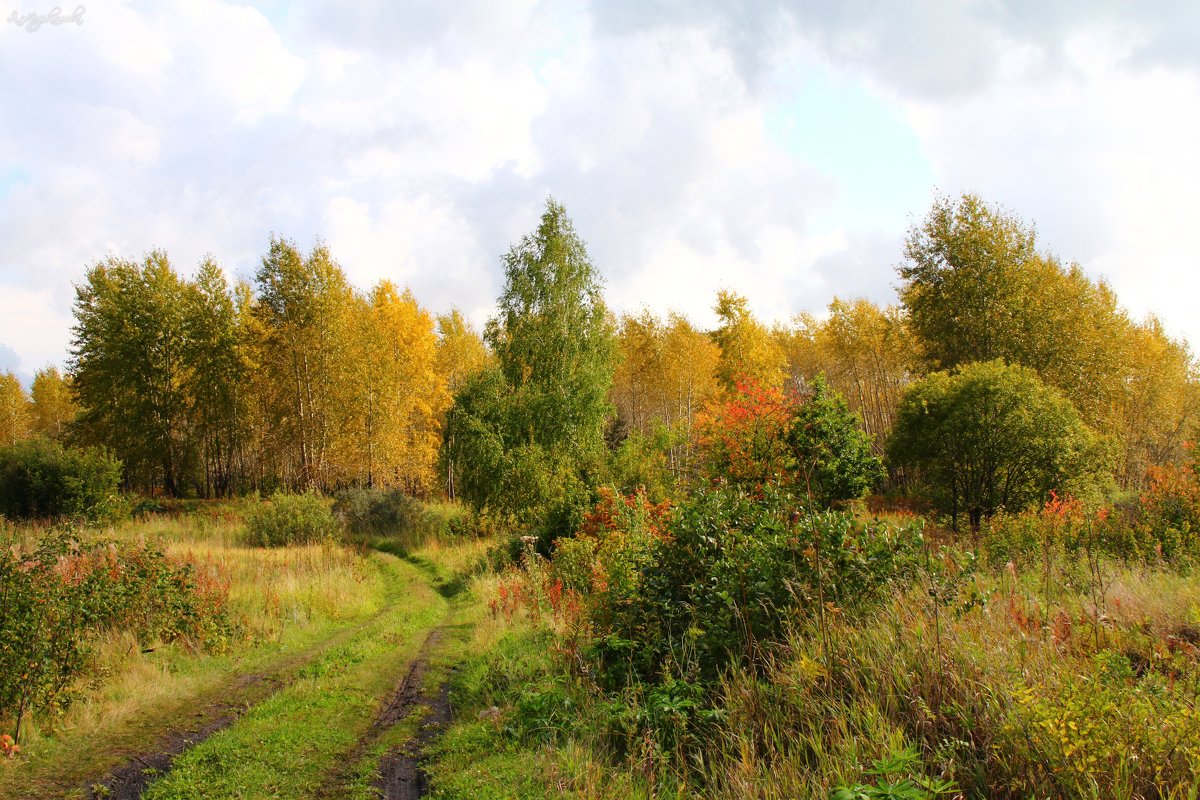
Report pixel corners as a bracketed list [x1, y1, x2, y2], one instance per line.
[86, 671, 284, 800]
[315, 625, 455, 800]
[376, 670, 454, 800]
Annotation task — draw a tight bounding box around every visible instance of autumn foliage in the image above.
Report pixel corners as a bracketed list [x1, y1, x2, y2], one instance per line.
[696, 379, 797, 487]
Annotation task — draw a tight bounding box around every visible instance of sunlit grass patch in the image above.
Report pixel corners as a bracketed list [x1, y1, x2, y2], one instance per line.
[0, 503, 393, 797]
[142, 555, 445, 800]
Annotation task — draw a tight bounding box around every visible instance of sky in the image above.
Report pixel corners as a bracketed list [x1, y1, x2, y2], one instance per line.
[1, 1, 1199, 383]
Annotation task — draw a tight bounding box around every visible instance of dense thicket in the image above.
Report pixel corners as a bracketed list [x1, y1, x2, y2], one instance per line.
[0, 438, 122, 522]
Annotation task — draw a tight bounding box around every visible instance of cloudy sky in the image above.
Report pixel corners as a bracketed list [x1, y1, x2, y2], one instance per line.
[2, 1, 1198, 382]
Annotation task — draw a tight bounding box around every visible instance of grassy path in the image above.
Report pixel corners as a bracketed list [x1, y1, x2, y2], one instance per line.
[135, 551, 449, 799]
[0, 548, 451, 799]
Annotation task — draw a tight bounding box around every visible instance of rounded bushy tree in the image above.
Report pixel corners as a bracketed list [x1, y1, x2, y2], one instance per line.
[888, 359, 1108, 529]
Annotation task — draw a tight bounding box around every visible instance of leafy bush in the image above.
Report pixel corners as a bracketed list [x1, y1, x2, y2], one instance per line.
[888, 360, 1109, 529]
[695, 378, 882, 505]
[0, 438, 123, 522]
[550, 535, 597, 594]
[337, 486, 426, 537]
[832, 747, 958, 800]
[0, 531, 233, 740]
[609, 426, 678, 503]
[504, 445, 595, 546]
[245, 492, 340, 547]
[337, 488, 483, 557]
[574, 485, 924, 688]
[552, 487, 670, 619]
[1137, 458, 1200, 560]
[979, 488, 1200, 572]
[996, 651, 1200, 796]
[789, 376, 884, 505]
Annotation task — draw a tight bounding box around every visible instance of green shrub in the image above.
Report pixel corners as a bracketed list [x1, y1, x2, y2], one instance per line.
[337, 486, 425, 537]
[550, 535, 597, 593]
[996, 653, 1200, 796]
[245, 492, 340, 547]
[0, 530, 234, 740]
[979, 497, 1192, 572]
[788, 375, 884, 506]
[582, 485, 924, 688]
[832, 747, 958, 800]
[610, 426, 677, 503]
[336, 488, 482, 555]
[0, 438, 123, 522]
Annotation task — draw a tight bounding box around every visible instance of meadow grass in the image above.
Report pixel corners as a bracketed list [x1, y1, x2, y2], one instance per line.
[418, 548, 1200, 800]
[0, 504, 395, 797]
[684, 562, 1200, 798]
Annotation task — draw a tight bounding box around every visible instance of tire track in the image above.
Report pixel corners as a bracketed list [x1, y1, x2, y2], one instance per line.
[376, 677, 454, 800]
[85, 562, 419, 800]
[314, 625, 454, 800]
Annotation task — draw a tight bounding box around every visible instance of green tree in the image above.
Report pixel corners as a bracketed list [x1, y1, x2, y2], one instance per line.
[788, 376, 884, 506]
[899, 194, 1128, 423]
[71, 251, 194, 493]
[0, 438, 122, 521]
[443, 367, 510, 511]
[899, 193, 1198, 489]
[435, 309, 493, 498]
[888, 360, 1108, 529]
[900, 194, 1037, 370]
[449, 199, 616, 533]
[486, 198, 616, 458]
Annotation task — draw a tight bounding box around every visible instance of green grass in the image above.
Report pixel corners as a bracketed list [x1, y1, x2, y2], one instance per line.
[414, 568, 586, 800]
[143, 553, 446, 799]
[0, 505, 431, 798]
[427, 720, 555, 800]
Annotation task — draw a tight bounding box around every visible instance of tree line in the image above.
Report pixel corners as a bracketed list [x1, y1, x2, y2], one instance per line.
[2, 240, 489, 497]
[0, 193, 1195, 521]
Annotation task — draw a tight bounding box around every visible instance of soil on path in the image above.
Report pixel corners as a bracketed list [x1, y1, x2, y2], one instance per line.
[85, 596, 410, 800]
[314, 625, 456, 800]
[86, 670, 283, 800]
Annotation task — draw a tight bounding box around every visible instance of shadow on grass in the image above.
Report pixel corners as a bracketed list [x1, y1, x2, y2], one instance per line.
[364, 537, 479, 600]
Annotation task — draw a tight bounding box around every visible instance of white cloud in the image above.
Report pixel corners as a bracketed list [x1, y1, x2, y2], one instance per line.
[899, 26, 1200, 340]
[0, 285, 74, 375]
[322, 193, 496, 319]
[1, 0, 1199, 374]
